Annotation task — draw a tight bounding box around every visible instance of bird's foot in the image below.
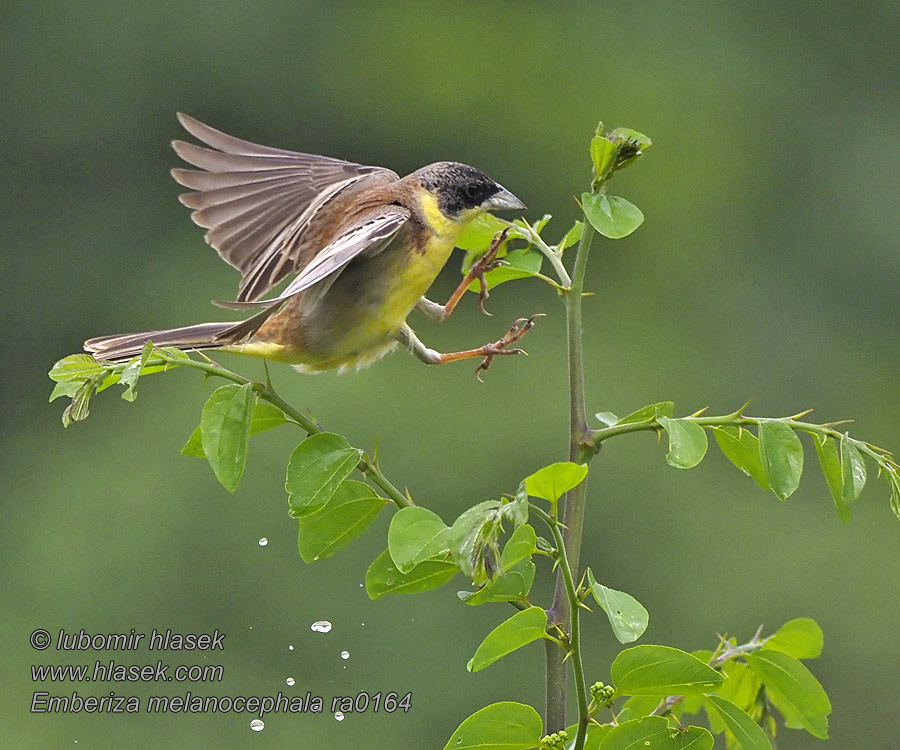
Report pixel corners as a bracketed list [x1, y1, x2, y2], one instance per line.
[475, 313, 544, 381]
[469, 227, 512, 315]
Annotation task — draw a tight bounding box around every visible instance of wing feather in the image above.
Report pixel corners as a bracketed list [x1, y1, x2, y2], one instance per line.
[214, 207, 410, 310]
[171, 114, 398, 301]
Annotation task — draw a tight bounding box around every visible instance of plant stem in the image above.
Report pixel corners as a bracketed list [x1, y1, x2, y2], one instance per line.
[544, 223, 597, 741]
[533, 505, 590, 748]
[145, 352, 412, 508]
[523, 227, 573, 289]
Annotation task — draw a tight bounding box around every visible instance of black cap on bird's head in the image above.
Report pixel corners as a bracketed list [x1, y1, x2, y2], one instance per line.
[414, 161, 525, 219]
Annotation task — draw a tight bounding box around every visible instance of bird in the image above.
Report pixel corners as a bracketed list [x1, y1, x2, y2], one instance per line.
[84, 113, 536, 376]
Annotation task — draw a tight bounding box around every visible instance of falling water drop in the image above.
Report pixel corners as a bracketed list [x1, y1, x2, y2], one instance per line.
[258, 538, 268, 547]
[334, 711, 345, 721]
[288, 645, 294, 651]
[340, 650, 350, 660]
[285, 677, 295, 686]
[250, 719, 265, 732]
[310, 620, 332, 633]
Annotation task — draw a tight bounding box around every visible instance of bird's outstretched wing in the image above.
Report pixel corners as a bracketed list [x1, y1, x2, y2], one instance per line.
[214, 206, 411, 310]
[171, 113, 398, 302]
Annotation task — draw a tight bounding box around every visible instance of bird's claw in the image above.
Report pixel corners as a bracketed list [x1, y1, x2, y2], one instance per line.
[470, 227, 512, 316]
[475, 313, 545, 381]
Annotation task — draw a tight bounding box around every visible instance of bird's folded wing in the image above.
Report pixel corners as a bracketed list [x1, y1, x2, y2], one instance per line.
[171, 113, 398, 302]
[213, 207, 410, 310]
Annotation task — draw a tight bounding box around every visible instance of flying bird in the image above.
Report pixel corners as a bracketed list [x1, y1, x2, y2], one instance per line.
[85, 114, 534, 375]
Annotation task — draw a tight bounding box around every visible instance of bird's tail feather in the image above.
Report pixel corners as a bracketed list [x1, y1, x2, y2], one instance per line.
[85, 321, 242, 361]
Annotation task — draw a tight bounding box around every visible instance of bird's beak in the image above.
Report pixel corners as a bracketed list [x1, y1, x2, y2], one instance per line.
[483, 185, 526, 211]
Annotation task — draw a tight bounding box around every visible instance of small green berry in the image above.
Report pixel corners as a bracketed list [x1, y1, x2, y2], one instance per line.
[590, 681, 616, 707]
[539, 730, 569, 750]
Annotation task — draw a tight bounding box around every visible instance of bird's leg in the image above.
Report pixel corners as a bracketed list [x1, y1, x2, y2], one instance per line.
[396, 313, 543, 380]
[415, 227, 511, 321]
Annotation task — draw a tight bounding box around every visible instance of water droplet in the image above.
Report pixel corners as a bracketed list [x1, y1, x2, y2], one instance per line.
[340, 650, 350, 660]
[359, 582, 363, 587]
[250, 719, 265, 732]
[249, 626, 253, 630]
[311, 620, 332, 633]
[334, 711, 344, 722]
[285, 677, 295, 686]
[386, 578, 395, 586]
[288, 645, 294, 651]
[361, 622, 365, 627]
[258, 538, 268, 547]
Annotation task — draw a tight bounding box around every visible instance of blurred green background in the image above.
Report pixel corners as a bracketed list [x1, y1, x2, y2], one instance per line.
[3, 2, 898, 747]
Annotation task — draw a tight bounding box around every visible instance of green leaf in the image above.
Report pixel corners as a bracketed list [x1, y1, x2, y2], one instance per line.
[524, 461, 588, 503]
[590, 135, 617, 181]
[889, 471, 900, 520]
[388, 506, 451, 573]
[508, 484, 530, 527]
[558, 220, 584, 251]
[118, 357, 142, 402]
[248, 400, 290, 434]
[119, 341, 153, 402]
[468, 247, 543, 292]
[49, 354, 103, 382]
[365, 549, 457, 599]
[704, 695, 771, 750]
[587, 568, 649, 644]
[183, 401, 289, 458]
[456, 212, 510, 252]
[285, 432, 361, 517]
[618, 401, 675, 425]
[581, 192, 645, 239]
[766, 618, 824, 660]
[467, 606, 547, 672]
[199, 383, 256, 492]
[712, 426, 770, 490]
[458, 558, 536, 605]
[615, 695, 662, 723]
[715, 660, 761, 712]
[658, 417, 708, 469]
[812, 434, 848, 522]
[447, 501, 502, 579]
[610, 127, 653, 152]
[500, 524, 537, 570]
[758, 422, 804, 501]
[745, 649, 831, 739]
[61, 378, 97, 427]
[49, 380, 82, 402]
[598, 716, 713, 750]
[443, 701, 543, 750]
[611, 645, 724, 696]
[840, 437, 867, 507]
[448, 501, 501, 548]
[297, 480, 386, 562]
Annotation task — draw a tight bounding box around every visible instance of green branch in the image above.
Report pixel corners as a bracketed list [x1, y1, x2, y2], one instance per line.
[532, 504, 589, 749]
[543, 221, 598, 742]
[590, 411, 896, 469]
[59, 350, 412, 509]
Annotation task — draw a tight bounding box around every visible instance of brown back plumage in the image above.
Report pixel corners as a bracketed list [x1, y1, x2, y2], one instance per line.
[171, 113, 399, 302]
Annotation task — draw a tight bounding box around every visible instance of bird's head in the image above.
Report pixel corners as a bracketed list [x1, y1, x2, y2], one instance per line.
[412, 162, 525, 231]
